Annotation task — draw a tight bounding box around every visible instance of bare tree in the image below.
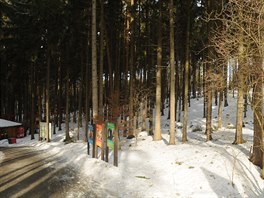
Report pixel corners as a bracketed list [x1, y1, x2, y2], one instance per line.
[211, 0, 264, 176]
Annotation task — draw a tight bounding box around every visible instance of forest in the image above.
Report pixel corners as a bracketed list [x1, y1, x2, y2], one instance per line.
[0, 0, 263, 178]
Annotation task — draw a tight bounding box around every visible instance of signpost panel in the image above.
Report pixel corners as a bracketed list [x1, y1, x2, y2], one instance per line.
[106, 122, 115, 150]
[39, 122, 51, 140]
[106, 122, 118, 166]
[88, 124, 95, 155]
[96, 124, 103, 148]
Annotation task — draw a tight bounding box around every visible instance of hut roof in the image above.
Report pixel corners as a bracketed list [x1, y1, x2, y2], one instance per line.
[0, 119, 22, 128]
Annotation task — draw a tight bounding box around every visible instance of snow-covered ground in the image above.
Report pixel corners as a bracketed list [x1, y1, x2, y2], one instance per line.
[0, 94, 263, 197]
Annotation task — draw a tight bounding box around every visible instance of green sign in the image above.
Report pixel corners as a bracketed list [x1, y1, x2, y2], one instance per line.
[107, 122, 115, 130]
[107, 122, 115, 150]
[107, 139, 114, 150]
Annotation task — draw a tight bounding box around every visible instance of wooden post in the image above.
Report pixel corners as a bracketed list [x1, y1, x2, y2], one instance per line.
[105, 124, 109, 162]
[87, 138, 90, 155]
[105, 145, 109, 162]
[114, 122, 118, 167]
[92, 125, 96, 158]
[101, 125, 105, 160]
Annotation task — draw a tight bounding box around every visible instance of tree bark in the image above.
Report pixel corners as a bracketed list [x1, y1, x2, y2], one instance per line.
[92, 0, 98, 123]
[128, 0, 135, 138]
[99, 0, 105, 119]
[45, 47, 51, 142]
[169, 0, 176, 145]
[217, 90, 223, 129]
[65, 55, 71, 142]
[58, 57, 62, 131]
[182, 0, 191, 143]
[154, 1, 162, 141]
[205, 0, 213, 141]
[37, 85, 42, 141]
[30, 61, 35, 140]
[142, 98, 147, 131]
[205, 75, 213, 141]
[233, 28, 245, 144]
[224, 64, 228, 107]
[250, 59, 263, 168]
[77, 53, 84, 140]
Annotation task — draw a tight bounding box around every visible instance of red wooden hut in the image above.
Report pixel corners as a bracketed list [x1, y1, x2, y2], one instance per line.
[0, 119, 23, 143]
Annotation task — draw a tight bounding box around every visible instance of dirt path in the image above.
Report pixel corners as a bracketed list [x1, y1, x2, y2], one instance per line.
[0, 146, 97, 198]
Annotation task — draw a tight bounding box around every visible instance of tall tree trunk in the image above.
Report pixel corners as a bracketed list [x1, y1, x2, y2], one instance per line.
[177, 97, 181, 122]
[128, 0, 135, 138]
[214, 90, 218, 106]
[198, 61, 202, 98]
[224, 64, 228, 107]
[259, 61, 264, 179]
[42, 86, 45, 121]
[77, 54, 84, 140]
[65, 60, 71, 142]
[45, 47, 51, 142]
[18, 93, 22, 123]
[203, 61, 206, 118]
[154, 1, 162, 141]
[85, 62, 90, 142]
[142, 97, 147, 131]
[99, 0, 105, 119]
[169, 0, 176, 145]
[243, 94, 247, 118]
[205, 70, 213, 141]
[250, 58, 263, 168]
[233, 30, 245, 144]
[37, 85, 42, 141]
[233, 72, 245, 144]
[175, 56, 179, 121]
[58, 56, 62, 131]
[192, 59, 197, 98]
[217, 90, 223, 129]
[105, 29, 114, 94]
[124, 7, 130, 111]
[148, 100, 153, 136]
[85, 25, 91, 142]
[30, 61, 35, 140]
[205, 0, 213, 141]
[145, 0, 153, 136]
[54, 60, 58, 128]
[73, 83, 77, 123]
[92, 0, 98, 122]
[182, 0, 190, 143]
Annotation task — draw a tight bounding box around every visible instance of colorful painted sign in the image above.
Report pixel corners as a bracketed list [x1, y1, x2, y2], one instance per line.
[96, 124, 103, 148]
[107, 122, 115, 150]
[88, 124, 94, 144]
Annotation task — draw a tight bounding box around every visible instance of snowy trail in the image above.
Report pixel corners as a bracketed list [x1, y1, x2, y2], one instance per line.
[0, 147, 97, 198]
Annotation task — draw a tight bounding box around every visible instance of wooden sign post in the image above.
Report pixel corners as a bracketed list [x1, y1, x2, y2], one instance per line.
[114, 123, 118, 167]
[88, 124, 95, 156]
[106, 122, 118, 166]
[89, 121, 118, 166]
[95, 123, 105, 160]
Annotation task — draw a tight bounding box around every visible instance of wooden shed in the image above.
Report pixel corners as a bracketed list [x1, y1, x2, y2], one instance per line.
[0, 119, 22, 139]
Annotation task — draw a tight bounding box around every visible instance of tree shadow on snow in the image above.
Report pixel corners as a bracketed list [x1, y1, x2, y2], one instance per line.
[201, 168, 263, 198]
